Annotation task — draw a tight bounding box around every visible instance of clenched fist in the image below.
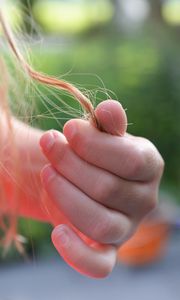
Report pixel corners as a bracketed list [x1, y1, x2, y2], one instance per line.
[40, 100, 164, 278]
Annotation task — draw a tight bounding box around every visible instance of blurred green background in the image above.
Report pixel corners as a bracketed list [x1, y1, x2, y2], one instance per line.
[0, 0, 180, 261]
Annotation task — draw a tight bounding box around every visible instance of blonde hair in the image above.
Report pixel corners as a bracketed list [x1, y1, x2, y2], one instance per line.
[0, 11, 100, 127]
[0, 8, 103, 254]
[0, 57, 25, 254]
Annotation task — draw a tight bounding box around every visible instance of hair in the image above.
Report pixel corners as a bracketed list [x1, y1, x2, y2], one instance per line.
[0, 56, 24, 254]
[0, 8, 103, 254]
[0, 10, 101, 127]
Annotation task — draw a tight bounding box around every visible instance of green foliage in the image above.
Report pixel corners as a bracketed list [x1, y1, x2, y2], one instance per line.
[0, 219, 53, 263]
[32, 0, 113, 34]
[4, 28, 179, 262]
[18, 218, 53, 258]
[29, 33, 180, 194]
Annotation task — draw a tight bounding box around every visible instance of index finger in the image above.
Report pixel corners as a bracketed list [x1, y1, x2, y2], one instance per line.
[52, 224, 117, 278]
[63, 120, 163, 182]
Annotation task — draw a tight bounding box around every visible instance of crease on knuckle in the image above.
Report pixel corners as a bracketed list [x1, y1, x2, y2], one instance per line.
[128, 146, 146, 179]
[143, 191, 157, 216]
[148, 190, 158, 212]
[93, 214, 124, 244]
[140, 139, 164, 180]
[95, 176, 119, 204]
[136, 186, 158, 219]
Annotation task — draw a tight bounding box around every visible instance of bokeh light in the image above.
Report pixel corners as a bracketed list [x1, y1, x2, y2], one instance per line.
[33, 0, 113, 34]
[162, 0, 180, 25]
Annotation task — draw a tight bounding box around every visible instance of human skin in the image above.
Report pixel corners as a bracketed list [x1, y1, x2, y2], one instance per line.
[40, 100, 164, 278]
[1, 100, 164, 278]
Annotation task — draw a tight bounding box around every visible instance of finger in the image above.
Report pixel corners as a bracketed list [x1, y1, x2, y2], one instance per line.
[63, 119, 162, 182]
[41, 165, 132, 245]
[95, 100, 127, 136]
[52, 224, 117, 278]
[40, 131, 156, 218]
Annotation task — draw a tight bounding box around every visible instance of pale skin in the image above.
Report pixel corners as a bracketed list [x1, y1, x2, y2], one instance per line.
[2, 100, 164, 278]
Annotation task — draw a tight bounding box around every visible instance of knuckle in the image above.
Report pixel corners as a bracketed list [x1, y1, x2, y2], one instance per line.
[128, 139, 162, 180]
[93, 216, 112, 243]
[148, 197, 157, 212]
[136, 186, 158, 218]
[128, 146, 146, 178]
[143, 192, 157, 215]
[93, 214, 125, 244]
[95, 176, 119, 203]
[124, 137, 164, 181]
[140, 139, 165, 179]
[149, 188, 158, 211]
[146, 146, 164, 179]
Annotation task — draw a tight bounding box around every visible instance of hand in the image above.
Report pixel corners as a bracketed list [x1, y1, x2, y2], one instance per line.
[40, 100, 164, 278]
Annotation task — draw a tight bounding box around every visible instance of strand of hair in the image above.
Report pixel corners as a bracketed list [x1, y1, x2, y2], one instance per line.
[0, 9, 100, 129]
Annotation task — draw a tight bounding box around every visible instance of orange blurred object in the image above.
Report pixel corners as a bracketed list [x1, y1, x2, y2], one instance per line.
[118, 220, 170, 266]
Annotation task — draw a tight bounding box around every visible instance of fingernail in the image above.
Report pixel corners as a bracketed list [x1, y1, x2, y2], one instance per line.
[41, 165, 56, 183]
[63, 122, 76, 142]
[40, 131, 56, 152]
[53, 225, 69, 247]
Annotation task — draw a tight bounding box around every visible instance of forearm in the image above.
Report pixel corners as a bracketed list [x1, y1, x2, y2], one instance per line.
[12, 118, 49, 220]
[0, 115, 52, 221]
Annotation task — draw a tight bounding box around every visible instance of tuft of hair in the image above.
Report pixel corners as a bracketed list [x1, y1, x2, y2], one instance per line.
[0, 3, 114, 255]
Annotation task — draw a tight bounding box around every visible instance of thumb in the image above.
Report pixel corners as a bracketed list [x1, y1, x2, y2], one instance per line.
[95, 100, 127, 136]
